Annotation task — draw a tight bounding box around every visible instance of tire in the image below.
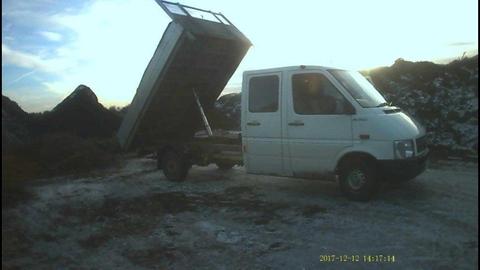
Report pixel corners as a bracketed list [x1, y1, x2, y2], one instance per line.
[161, 150, 189, 181]
[216, 162, 235, 170]
[339, 158, 380, 201]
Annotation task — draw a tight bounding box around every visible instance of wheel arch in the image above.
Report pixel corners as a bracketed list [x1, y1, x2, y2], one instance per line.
[335, 151, 378, 174]
[156, 143, 186, 169]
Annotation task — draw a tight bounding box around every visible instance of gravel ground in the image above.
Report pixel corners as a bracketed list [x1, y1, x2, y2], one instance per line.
[2, 157, 478, 269]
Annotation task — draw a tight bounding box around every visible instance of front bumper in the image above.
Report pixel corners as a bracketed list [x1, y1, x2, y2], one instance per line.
[378, 151, 429, 181]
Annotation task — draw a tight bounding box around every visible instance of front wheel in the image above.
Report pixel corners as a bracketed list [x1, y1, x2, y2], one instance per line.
[162, 150, 189, 181]
[339, 159, 380, 201]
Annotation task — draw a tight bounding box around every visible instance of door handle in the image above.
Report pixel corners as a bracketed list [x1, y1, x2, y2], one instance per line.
[288, 121, 304, 126]
[247, 121, 260, 126]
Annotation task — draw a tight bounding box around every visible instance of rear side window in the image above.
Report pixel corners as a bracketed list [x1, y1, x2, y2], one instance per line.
[248, 75, 279, 112]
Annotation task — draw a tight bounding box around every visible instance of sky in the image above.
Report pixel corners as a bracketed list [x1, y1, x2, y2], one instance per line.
[2, 0, 478, 112]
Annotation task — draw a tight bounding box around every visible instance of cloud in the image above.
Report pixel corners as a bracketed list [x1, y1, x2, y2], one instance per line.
[448, 42, 475, 46]
[449, 42, 476, 46]
[2, 44, 47, 70]
[2, 0, 90, 29]
[39, 0, 170, 103]
[1, 43, 73, 74]
[2, 0, 171, 110]
[6, 70, 37, 86]
[2, 87, 63, 113]
[39, 31, 62, 41]
[3, 9, 56, 29]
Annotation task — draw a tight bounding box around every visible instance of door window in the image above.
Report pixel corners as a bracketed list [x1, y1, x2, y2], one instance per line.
[248, 75, 279, 113]
[292, 73, 349, 115]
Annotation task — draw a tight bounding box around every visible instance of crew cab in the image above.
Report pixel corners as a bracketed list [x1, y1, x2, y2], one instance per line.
[241, 65, 429, 200]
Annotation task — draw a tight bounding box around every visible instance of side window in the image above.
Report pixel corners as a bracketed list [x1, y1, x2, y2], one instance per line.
[248, 75, 279, 113]
[292, 73, 348, 115]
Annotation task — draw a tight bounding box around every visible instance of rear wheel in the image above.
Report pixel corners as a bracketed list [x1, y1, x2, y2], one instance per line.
[339, 158, 379, 201]
[162, 150, 189, 181]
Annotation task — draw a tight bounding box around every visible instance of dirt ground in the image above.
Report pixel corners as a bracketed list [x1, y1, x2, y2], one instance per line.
[2, 157, 478, 270]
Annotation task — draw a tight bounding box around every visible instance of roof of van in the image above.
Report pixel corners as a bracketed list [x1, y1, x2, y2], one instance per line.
[243, 65, 348, 75]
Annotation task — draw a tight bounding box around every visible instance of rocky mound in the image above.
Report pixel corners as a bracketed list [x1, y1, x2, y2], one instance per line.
[2, 85, 122, 188]
[211, 93, 242, 130]
[2, 96, 31, 149]
[3, 84, 122, 149]
[369, 55, 478, 155]
[33, 85, 121, 138]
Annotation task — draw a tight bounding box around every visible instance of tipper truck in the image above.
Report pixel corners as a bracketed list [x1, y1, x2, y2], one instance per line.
[117, 1, 429, 201]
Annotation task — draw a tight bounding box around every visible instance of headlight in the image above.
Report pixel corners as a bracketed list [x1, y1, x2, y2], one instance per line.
[394, 140, 414, 159]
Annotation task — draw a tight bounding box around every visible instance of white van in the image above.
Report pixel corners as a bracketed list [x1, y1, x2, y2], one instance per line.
[241, 65, 429, 200]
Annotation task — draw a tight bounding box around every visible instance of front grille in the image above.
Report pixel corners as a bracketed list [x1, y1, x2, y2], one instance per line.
[416, 135, 427, 154]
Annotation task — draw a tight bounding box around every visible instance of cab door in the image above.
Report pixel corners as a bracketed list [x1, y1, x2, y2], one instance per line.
[285, 71, 353, 177]
[242, 72, 285, 175]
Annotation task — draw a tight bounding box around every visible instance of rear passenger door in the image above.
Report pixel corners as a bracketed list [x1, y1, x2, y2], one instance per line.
[242, 72, 284, 175]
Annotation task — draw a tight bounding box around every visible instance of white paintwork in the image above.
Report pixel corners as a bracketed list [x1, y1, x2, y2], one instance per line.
[241, 72, 284, 175]
[242, 65, 426, 177]
[283, 69, 353, 177]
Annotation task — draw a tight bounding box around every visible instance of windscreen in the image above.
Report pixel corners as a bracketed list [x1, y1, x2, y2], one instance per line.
[329, 69, 386, 108]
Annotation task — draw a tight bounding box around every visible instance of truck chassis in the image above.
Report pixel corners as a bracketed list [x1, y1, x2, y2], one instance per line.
[156, 133, 243, 181]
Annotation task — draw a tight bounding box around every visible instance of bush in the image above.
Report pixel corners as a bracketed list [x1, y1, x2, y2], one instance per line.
[2, 133, 122, 206]
[30, 133, 121, 175]
[2, 154, 41, 206]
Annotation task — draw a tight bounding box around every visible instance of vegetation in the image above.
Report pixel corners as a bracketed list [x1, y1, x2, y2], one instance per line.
[2, 86, 123, 206]
[3, 133, 121, 206]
